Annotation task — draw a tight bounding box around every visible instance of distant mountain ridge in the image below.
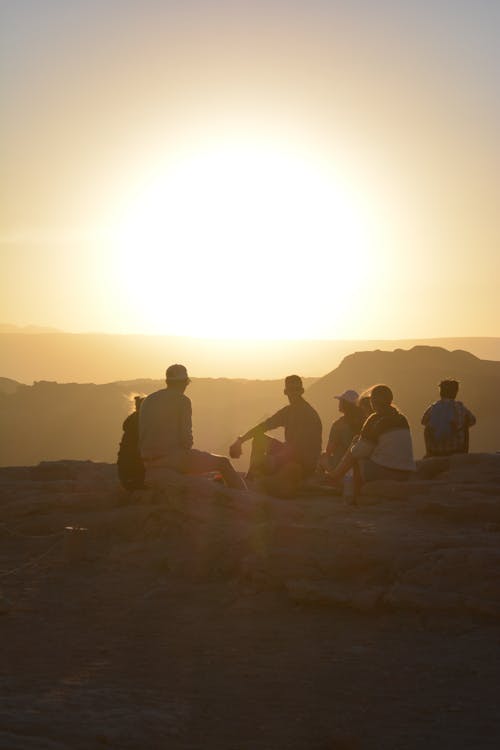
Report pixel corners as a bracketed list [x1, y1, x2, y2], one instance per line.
[0, 324, 61, 334]
[307, 346, 500, 457]
[0, 346, 498, 467]
[0, 329, 499, 382]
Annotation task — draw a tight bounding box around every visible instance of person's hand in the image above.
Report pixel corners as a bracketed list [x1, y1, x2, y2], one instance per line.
[325, 469, 340, 483]
[229, 438, 243, 459]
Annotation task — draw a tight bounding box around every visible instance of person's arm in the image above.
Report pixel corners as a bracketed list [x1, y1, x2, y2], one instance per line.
[326, 434, 373, 481]
[464, 406, 476, 427]
[328, 414, 378, 480]
[421, 405, 432, 426]
[180, 398, 194, 449]
[325, 422, 338, 455]
[230, 408, 286, 457]
[326, 448, 355, 481]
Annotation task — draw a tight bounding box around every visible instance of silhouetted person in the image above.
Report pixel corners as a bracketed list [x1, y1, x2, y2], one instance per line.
[357, 392, 375, 422]
[117, 395, 145, 491]
[328, 384, 415, 490]
[139, 364, 246, 490]
[229, 375, 322, 496]
[421, 379, 476, 457]
[319, 389, 364, 472]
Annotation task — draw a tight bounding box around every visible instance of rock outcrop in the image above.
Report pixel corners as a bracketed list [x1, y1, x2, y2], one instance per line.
[2, 453, 499, 619]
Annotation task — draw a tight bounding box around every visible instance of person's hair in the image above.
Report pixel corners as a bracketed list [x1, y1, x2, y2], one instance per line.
[439, 379, 459, 399]
[165, 363, 190, 384]
[370, 384, 393, 405]
[284, 374, 303, 392]
[357, 395, 372, 415]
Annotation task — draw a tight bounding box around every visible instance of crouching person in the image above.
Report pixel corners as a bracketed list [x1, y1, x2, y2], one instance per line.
[139, 364, 246, 491]
[328, 384, 415, 492]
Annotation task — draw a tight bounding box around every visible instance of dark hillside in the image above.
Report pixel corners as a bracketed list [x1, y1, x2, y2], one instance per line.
[307, 346, 500, 456]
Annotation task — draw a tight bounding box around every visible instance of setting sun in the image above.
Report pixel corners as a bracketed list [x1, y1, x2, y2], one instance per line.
[110, 138, 380, 339]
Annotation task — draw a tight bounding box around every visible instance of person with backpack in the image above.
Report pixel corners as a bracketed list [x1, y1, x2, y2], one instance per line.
[421, 379, 476, 457]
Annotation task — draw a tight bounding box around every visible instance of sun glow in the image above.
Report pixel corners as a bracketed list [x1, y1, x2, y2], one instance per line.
[111, 139, 380, 339]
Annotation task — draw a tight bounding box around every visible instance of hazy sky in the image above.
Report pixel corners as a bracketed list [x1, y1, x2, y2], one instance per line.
[1, 0, 499, 339]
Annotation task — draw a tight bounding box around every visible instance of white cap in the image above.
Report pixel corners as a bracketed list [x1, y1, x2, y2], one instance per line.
[334, 389, 359, 404]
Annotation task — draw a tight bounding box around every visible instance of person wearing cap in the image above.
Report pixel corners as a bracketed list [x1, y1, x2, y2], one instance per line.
[327, 384, 415, 488]
[421, 379, 476, 457]
[139, 364, 246, 490]
[319, 389, 364, 473]
[229, 375, 322, 495]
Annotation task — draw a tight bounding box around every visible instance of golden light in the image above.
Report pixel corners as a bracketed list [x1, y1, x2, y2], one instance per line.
[110, 137, 382, 339]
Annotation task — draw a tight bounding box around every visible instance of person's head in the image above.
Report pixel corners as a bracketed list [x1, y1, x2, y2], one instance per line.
[284, 374, 304, 402]
[165, 363, 191, 392]
[439, 379, 459, 399]
[369, 384, 393, 413]
[334, 389, 359, 414]
[357, 392, 374, 418]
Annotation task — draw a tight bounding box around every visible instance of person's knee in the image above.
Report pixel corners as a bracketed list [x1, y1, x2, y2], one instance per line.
[252, 432, 268, 449]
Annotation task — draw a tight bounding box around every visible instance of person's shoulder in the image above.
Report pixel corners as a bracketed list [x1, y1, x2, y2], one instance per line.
[397, 411, 410, 429]
[302, 399, 322, 423]
[144, 388, 165, 402]
[122, 413, 134, 430]
[274, 403, 290, 417]
[330, 414, 346, 431]
[302, 397, 318, 412]
[426, 400, 439, 410]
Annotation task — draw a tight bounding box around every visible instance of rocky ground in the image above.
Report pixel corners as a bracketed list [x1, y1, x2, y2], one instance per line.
[1, 454, 500, 749]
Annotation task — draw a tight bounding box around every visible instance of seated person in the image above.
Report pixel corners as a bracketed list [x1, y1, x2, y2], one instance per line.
[358, 392, 375, 422]
[328, 384, 415, 489]
[319, 389, 364, 472]
[229, 375, 322, 496]
[117, 395, 146, 491]
[421, 379, 476, 457]
[139, 364, 246, 490]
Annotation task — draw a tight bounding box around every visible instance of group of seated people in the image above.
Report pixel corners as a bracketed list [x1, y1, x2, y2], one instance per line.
[117, 364, 476, 497]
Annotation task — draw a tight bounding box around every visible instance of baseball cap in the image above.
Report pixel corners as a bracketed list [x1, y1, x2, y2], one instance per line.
[334, 389, 359, 403]
[166, 364, 190, 382]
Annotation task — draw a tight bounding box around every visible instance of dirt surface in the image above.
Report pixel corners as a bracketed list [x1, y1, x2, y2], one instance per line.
[1, 458, 500, 749]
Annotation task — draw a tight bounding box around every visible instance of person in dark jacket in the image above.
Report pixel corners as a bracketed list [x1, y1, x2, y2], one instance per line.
[117, 396, 145, 491]
[320, 389, 364, 472]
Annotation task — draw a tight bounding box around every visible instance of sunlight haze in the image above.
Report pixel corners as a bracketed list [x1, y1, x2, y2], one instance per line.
[1, 0, 498, 341]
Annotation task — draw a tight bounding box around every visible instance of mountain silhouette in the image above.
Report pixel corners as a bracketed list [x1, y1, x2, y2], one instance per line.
[1, 330, 499, 382]
[307, 346, 500, 456]
[0, 346, 498, 467]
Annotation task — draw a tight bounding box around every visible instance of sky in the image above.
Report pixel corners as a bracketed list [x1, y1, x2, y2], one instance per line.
[1, 0, 499, 340]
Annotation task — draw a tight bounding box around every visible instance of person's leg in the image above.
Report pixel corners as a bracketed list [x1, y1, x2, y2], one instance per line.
[247, 434, 285, 479]
[184, 449, 247, 491]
